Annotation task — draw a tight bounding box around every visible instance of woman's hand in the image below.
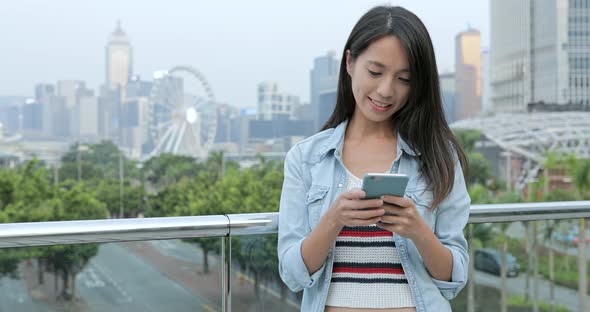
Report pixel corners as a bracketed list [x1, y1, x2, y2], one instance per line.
[376, 195, 428, 240]
[326, 188, 385, 228]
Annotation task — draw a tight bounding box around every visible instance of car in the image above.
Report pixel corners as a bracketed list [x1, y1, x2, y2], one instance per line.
[474, 248, 520, 277]
[552, 230, 590, 246]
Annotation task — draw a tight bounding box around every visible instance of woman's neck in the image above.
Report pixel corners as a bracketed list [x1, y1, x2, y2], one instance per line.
[346, 112, 396, 141]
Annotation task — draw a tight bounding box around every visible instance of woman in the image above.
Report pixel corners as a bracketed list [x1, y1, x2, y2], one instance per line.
[278, 6, 470, 312]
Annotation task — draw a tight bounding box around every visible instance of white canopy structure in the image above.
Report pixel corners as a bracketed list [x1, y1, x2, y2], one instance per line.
[451, 112, 590, 191]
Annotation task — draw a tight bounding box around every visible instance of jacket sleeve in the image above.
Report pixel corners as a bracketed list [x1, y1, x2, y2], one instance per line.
[277, 146, 327, 292]
[430, 158, 471, 300]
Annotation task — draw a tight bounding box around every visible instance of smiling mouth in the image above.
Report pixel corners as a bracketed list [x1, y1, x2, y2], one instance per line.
[368, 97, 393, 109]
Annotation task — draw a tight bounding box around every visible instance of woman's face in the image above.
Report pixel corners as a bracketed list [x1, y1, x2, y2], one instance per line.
[346, 35, 411, 123]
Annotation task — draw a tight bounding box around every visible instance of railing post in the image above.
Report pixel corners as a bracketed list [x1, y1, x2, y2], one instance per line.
[222, 235, 231, 312]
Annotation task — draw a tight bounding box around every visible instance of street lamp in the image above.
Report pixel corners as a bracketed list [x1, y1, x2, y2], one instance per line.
[77, 143, 90, 181]
[136, 162, 145, 217]
[119, 152, 124, 218]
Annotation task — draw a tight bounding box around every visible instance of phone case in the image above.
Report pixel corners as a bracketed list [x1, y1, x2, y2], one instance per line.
[361, 173, 409, 199]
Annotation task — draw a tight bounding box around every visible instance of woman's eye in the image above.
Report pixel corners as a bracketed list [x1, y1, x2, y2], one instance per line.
[368, 70, 382, 77]
[399, 77, 411, 84]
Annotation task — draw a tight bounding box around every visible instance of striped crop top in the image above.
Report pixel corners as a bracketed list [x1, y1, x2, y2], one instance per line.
[325, 169, 416, 309]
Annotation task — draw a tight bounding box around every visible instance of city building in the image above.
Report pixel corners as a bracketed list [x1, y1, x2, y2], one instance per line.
[481, 48, 492, 113]
[257, 82, 300, 121]
[121, 77, 152, 158]
[57, 80, 86, 138]
[22, 98, 43, 135]
[78, 94, 100, 141]
[215, 103, 240, 144]
[490, 0, 590, 112]
[317, 76, 338, 131]
[105, 20, 133, 100]
[439, 72, 456, 124]
[0, 97, 23, 134]
[455, 28, 482, 120]
[35, 84, 55, 136]
[98, 85, 122, 142]
[311, 51, 339, 130]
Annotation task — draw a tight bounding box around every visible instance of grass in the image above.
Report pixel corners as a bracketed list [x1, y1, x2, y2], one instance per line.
[451, 283, 571, 311]
[507, 295, 570, 312]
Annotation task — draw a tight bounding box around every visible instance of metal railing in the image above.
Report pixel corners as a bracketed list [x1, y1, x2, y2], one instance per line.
[0, 200, 589, 311]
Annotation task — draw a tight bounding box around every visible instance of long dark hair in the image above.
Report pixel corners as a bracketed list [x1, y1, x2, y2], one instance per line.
[322, 6, 468, 209]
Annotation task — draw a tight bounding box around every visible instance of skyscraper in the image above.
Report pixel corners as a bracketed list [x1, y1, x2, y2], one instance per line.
[455, 28, 482, 121]
[310, 51, 339, 130]
[57, 80, 86, 138]
[481, 48, 492, 113]
[490, 0, 590, 112]
[105, 21, 133, 99]
[35, 83, 55, 135]
[78, 95, 100, 141]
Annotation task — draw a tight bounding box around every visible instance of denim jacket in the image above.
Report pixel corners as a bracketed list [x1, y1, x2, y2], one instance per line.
[277, 120, 471, 312]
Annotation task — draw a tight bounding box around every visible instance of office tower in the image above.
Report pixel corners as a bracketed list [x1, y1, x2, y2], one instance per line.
[35, 83, 55, 135]
[257, 82, 300, 121]
[481, 48, 492, 113]
[57, 80, 86, 138]
[22, 98, 43, 133]
[491, 0, 590, 112]
[215, 103, 240, 144]
[78, 95, 100, 140]
[121, 77, 152, 158]
[317, 76, 338, 130]
[311, 51, 339, 130]
[105, 20, 133, 99]
[455, 28, 482, 120]
[121, 97, 149, 159]
[98, 85, 122, 142]
[439, 73, 456, 124]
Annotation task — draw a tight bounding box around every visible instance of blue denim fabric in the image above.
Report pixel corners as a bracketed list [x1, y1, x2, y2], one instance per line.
[277, 120, 471, 312]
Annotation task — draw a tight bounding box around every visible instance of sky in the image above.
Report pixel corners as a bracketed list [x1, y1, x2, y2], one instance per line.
[1, 0, 489, 108]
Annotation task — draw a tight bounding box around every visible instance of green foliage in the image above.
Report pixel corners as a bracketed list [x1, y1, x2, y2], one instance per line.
[0, 249, 24, 278]
[454, 129, 482, 154]
[469, 183, 492, 204]
[542, 189, 578, 202]
[0, 160, 107, 289]
[467, 153, 492, 186]
[507, 295, 570, 312]
[0, 170, 17, 210]
[86, 179, 143, 217]
[143, 153, 202, 189]
[494, 191, 525, 204]
[566, 156, 590, 199]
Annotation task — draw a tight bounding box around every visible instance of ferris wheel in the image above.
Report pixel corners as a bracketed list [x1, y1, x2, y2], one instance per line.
[147, 66, 217, 159]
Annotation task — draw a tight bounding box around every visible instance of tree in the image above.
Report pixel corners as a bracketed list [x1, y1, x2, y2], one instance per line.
[454, 129, 481, 153]
[89, 179, 143, 218]
[41, 185, 107, 300]
[0, 170, 17, 210]
[142, 153, 201, 190]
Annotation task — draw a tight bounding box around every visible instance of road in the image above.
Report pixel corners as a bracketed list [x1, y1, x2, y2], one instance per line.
[76, 243, 215, 312]
[0, 275, 54, 312]
[474, 269, 589, 311]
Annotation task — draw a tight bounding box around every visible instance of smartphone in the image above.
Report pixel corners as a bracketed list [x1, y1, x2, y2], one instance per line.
[361, 173, 409, 199]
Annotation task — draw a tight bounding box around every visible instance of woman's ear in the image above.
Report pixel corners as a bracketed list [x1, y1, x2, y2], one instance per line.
[345, 50, 353, 76]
